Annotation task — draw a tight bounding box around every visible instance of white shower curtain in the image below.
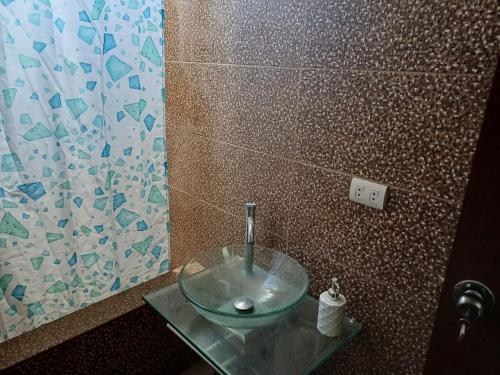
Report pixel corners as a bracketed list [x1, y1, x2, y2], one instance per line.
[0, 0, 169, 342]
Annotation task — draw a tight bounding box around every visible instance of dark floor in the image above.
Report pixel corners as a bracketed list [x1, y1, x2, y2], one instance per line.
[3, 305, 199, 375]
[179, 361, 214, 375]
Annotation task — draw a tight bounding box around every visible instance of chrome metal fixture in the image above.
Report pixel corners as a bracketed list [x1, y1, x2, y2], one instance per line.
[244, 203, 256, 274]
[453, 280, 495, 342]
[233, 297, 254, 313]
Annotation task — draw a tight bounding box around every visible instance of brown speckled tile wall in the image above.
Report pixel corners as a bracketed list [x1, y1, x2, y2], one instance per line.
[286, 164, 460, 302]
[169, 188, 243, 269]
[294, 69, 491, 200]
[165, 0, 498, 373]
[302, 0, 499, 74]
[169, 130, 293, 237]
[166, 0, 307, 66]
[168, 62, 300, 157]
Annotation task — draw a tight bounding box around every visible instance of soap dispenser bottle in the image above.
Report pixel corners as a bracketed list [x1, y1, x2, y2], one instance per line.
[317, 277, 346, 337]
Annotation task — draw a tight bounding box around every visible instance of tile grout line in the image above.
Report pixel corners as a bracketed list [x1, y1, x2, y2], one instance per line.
[168, 185, 286, 239]
[169, 185, 240, 219]
[165, 59, 490, 78]
[177, 130, 461, 206]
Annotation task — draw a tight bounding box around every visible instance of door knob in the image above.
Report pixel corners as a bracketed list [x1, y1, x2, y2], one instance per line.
[453, 280, 495, 343]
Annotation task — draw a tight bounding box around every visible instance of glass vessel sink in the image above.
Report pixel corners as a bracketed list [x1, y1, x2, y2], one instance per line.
[179, 246, 309, 329]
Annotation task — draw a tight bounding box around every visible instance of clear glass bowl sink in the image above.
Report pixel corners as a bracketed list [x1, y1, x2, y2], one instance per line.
[179, 246, 309, 329]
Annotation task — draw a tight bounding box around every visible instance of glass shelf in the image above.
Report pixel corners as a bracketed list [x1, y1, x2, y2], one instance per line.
[144, 283, 362, 375]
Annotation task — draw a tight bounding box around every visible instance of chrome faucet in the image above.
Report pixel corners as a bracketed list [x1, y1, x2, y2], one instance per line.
[244, 203, 256, 274]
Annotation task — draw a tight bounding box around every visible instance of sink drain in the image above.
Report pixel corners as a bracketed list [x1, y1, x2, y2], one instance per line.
[233, 297, 254, 313]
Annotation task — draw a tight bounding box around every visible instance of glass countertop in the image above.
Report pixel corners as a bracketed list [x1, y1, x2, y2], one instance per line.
[143, 283, 362, 375]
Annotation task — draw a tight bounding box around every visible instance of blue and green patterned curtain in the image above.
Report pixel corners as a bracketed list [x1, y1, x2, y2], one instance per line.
[0, 0, 169, 341]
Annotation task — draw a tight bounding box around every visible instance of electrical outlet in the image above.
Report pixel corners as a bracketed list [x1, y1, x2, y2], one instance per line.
[349, 177, 388, 210]
[354, 185, 364, 199]
[368, 190, 379, 203]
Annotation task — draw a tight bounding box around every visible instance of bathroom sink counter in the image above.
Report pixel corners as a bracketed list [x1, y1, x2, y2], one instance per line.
[144, 283, 362, 375]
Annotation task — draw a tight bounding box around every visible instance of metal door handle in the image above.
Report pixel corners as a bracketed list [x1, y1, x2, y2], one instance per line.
[453, 280, 495, 343]
[457, 318, 470, 343]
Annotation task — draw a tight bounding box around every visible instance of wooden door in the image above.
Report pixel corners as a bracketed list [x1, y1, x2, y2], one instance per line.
[424, 60, 500, 373]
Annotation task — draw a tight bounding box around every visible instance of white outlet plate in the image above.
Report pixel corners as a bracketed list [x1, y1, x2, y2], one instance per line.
[349, 177, 388, 210]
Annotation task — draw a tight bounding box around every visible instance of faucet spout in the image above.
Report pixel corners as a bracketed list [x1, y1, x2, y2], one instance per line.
[245, 203, 256, 274]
